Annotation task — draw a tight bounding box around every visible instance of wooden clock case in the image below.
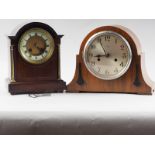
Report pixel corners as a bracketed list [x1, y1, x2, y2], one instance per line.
[9, 22, 66, 95]
[67, 26, 154, 95]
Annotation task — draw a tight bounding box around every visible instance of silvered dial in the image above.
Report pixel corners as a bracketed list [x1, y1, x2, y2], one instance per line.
[83, 31, 132, 80]
[19, 28, 55, 64]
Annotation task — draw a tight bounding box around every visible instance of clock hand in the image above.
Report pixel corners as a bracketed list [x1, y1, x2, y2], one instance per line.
[36, 46, 41, 51]
[37, 47, 45, 54]
[34, 43, 44, 53]
[99, 40, 107, 55]
[94, 54, 106, 57]
[94, 53, 110, 58]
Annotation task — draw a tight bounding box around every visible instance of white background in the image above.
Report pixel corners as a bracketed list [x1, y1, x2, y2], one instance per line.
[1, 19, 155, 108]
[0, 0, 155, 155]
[3, 19, 155, 86]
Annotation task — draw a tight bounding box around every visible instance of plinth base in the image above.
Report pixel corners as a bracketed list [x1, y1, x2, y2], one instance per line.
[9, 80, 66, 95]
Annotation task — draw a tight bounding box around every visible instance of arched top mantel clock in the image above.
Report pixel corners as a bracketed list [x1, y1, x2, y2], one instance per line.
[9, 22, 66, 95]
[67, 25, 154, 95]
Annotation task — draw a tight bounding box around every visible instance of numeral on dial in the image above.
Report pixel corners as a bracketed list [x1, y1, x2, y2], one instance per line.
[114, 68, 118, 73]
[120, 45, 125, 50]
[88, 53, 93, 57]
[122, 53, 127, 59]
[120, 62, 124, 67]
[90, 61, 95, 65]
[105, 36, 110, 42]
[90, 44, 95, 49]
[105, 70, 109, 75]
[97, 67, 101, 72]
[115, 39, 117, 44]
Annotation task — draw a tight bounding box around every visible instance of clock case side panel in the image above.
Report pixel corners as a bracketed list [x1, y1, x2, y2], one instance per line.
[8, 22, 66, 94]
[67, 26, 152, 95]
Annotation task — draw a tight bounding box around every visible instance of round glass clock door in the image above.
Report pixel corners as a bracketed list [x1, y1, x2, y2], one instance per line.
[18, 28, 55, 64]
[83, 31, 132, 80]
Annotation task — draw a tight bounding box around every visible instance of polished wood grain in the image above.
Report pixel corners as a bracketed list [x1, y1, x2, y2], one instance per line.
[67, 26, 152, 95]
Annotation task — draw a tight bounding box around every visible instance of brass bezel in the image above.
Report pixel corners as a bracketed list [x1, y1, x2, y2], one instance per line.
[18, 28, 55, 65]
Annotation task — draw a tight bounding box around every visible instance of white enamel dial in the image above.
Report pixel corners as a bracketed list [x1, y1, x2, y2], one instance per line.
[83, 31, 132, 80]
[18, 28, 55, 64]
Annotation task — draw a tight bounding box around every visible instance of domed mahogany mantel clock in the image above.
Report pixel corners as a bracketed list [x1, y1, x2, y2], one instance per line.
[9, 22, 66, 95]
[67, 25, 154, 95]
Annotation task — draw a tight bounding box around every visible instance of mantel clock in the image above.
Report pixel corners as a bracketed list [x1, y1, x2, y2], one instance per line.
[67, 25, 154, 94]
[9, 22, 66, 95]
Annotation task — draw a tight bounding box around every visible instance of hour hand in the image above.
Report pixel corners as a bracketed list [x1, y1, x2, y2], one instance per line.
[34, 43, 44, 52]
[94, 53, 110, 58]
[94, 54, 105, 57]
[36, 46, 44, 53]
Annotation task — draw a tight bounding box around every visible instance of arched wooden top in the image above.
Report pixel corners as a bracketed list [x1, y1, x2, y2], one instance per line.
[9, 22, 63, 45]
[79, 26, 139, 58]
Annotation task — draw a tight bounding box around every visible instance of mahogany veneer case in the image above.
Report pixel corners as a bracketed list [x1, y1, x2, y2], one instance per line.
[9, 22, 66, 95]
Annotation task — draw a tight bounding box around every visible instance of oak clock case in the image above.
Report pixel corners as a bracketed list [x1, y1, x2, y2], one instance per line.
[9, 22, 66, 95]
[67, 26, 153, 94]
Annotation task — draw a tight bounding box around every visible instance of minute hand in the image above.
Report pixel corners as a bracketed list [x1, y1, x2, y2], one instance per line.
[99, 40, 107, 55]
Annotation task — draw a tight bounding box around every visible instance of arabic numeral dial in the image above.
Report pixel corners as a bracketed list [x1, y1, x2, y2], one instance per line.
[83, 31, 132, 80]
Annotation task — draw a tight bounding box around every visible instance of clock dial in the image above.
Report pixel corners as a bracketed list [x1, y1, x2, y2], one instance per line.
[18, 28, 55, 64]
[83, 31, 132, 80]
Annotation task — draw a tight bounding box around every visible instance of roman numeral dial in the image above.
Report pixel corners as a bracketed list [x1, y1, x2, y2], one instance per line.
[83, 31, 132, 80]
[19, 28, 55, 64]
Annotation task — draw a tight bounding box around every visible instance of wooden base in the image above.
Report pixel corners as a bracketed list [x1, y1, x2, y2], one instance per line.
[9, 80, 66, 95]
[67, 90, 152, 95]
[67, 55, 152, 95]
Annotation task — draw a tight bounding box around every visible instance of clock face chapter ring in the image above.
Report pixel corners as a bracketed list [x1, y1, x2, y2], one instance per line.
[83, 31, 133, 80]
[18, 28, 55, 65]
